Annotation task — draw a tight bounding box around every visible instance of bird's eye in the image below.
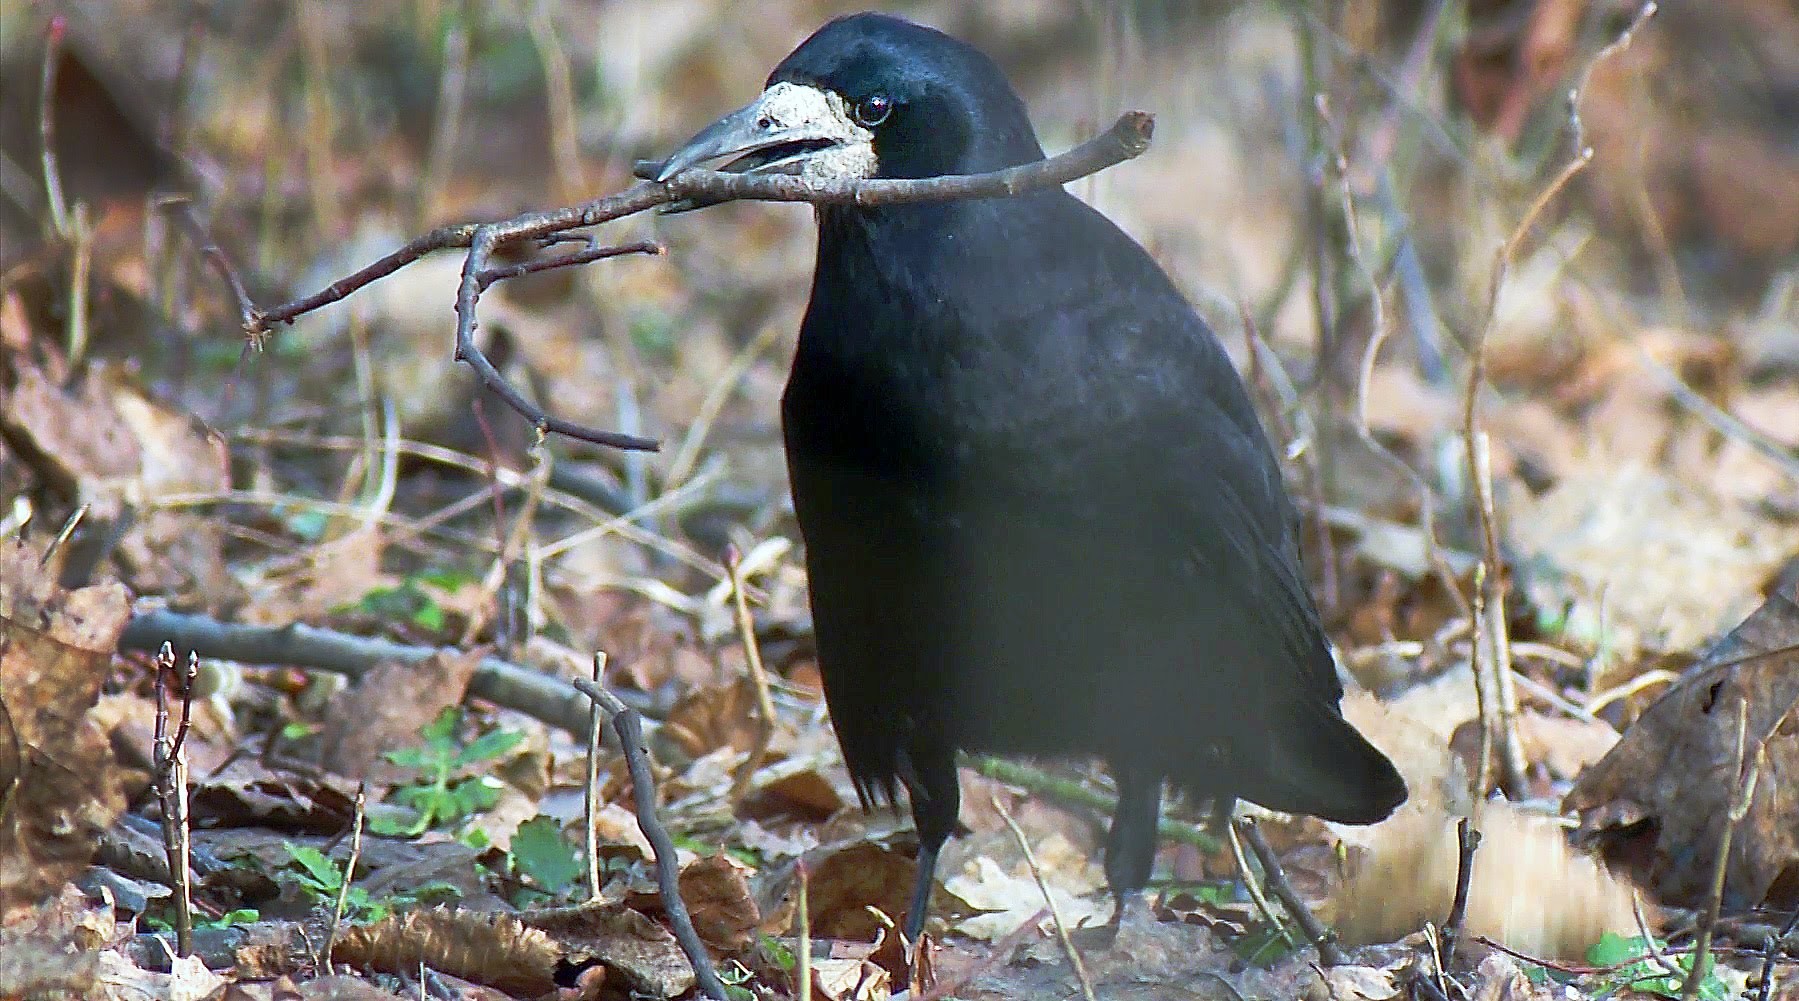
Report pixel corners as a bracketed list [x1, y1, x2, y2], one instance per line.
[853, 94, 892, 127]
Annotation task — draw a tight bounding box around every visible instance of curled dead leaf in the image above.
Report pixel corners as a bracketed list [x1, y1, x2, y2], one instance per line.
[333, 908, 560, 998]
[0, 540, 129, 922]
[1567, 581, 1799, 911]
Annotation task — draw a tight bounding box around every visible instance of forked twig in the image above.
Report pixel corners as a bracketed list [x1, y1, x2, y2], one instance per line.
[1459, 1, 1658, 800]
[189, 113, 1154, 452]
[151, 644, 198, 958]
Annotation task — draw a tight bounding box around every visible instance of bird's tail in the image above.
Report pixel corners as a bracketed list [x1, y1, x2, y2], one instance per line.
[1210, 698, 1409, 825]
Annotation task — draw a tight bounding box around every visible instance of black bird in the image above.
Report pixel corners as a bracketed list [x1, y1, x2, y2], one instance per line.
[657, 12, 1407, 942]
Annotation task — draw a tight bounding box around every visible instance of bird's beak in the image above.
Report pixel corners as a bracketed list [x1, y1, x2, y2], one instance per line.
[652, 82, 876, 183]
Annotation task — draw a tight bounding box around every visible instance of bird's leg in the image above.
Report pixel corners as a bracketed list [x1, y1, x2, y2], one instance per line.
[1208, 795, 1237, 836]
[898, 740, 959, 945]
[1097, 760, 1163, 939]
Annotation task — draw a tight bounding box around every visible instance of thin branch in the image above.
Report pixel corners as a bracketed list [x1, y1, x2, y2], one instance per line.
[725, 546, 778, 807]
[1755, 905, 1799, 1001]
[994, 798, 1096, 1001]
[1458, 1, 1657, 800]
[1227, 815, 1298, 951]
[151, 644, 197, 958]
[119, 609, 655, 734]
[571, 675, 730, 1001]
[159, 196, 260, 339]
[323, 783, 368, 973]
[38, 15, 70, 238]
[1683, 697, 1760, 1001]
[1236, 818, 1347, 966]
[475, 240, 664, 290]
[797, 860, 813, 1001]
[584, 652, 607, 901]
[222, 112, 1153, 451]
[1313, 93, 1472, 627]
[1637, 346, 1799, 486]
[1438, 817, 1481, 968]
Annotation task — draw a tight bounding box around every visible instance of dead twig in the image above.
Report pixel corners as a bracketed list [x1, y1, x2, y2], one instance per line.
[1637, 346, 1799, 486]
[1682, 697, 1761, 1001]
[214, 113, 1152, 452]
[1226, 816, 1298, 952]
[725, 546, 778, 806]
[1312, 93, 1473, 629]
[322, 782, 368, 973]
[159, 197, 259, 336]
[1754, 905, 1799, 1001]
[38, 16, 70, 237]
[151, 644, 197, 958]
[572, 674, 730, 1000]
[474, 239, 664, 290]
[1240, 302, 1338, 614]
[994, 798, 1096, 1001]
[797, 859, 813, 1001]
[1236, 818, 1347, 966]
[1459, 1, 1658, 801]
[120, 609, 655, 733]
[584, 652, 607, 901]
[1438, 817, 1482, 970]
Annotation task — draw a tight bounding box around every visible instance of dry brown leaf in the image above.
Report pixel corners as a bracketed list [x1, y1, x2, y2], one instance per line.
[792, 839, 935, 942]
[943, 850, 1107, 942]
[1567, 581, 1799, 911]
[662, 676, 764, 760]
[333, 908, 561, 998]
[1306, 964, 1399, 1001]
[0, 352, 231, 598]
[678, 853, 760, 952]
[810, 957, 892, 1000]
[746, 761, 846, 822]
[1515, 711, 1619, 781]
[0, 540, 129, 921]
[517, 902, 697, 998]
[188, 757, 358, 832]
[315, 649, 483, 781]
[0, 885, 114, 999]
[254, 527, 393, 624]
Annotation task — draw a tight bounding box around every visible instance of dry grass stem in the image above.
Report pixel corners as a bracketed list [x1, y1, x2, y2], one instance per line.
[994, 798, 1097, 1001]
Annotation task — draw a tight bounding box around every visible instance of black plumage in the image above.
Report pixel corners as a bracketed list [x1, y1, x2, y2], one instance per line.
[658, 12, 1407, 940]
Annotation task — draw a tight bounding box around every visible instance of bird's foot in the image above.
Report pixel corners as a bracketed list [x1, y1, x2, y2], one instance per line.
[1069, 890, 1153, 951]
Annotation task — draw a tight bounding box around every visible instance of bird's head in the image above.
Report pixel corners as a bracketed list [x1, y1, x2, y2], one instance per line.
[655, 12, 1046, 184]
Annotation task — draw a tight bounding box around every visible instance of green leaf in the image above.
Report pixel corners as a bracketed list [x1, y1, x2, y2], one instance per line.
[285, 510, 330, 542]
[368, 813, 424, 838]
[384, 746, 433, 769]
[448, 776, 502, 816]
[410, 601, 446, 632]
[415, 568, 478, 591]
[760, 934, 795, 972]
[1587, 932, 1650, 967]
[421, 706, 461, 746]
[283, 843, 342, 892]
[510, 816, 583, 891]
[455, 727, 525, 767]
